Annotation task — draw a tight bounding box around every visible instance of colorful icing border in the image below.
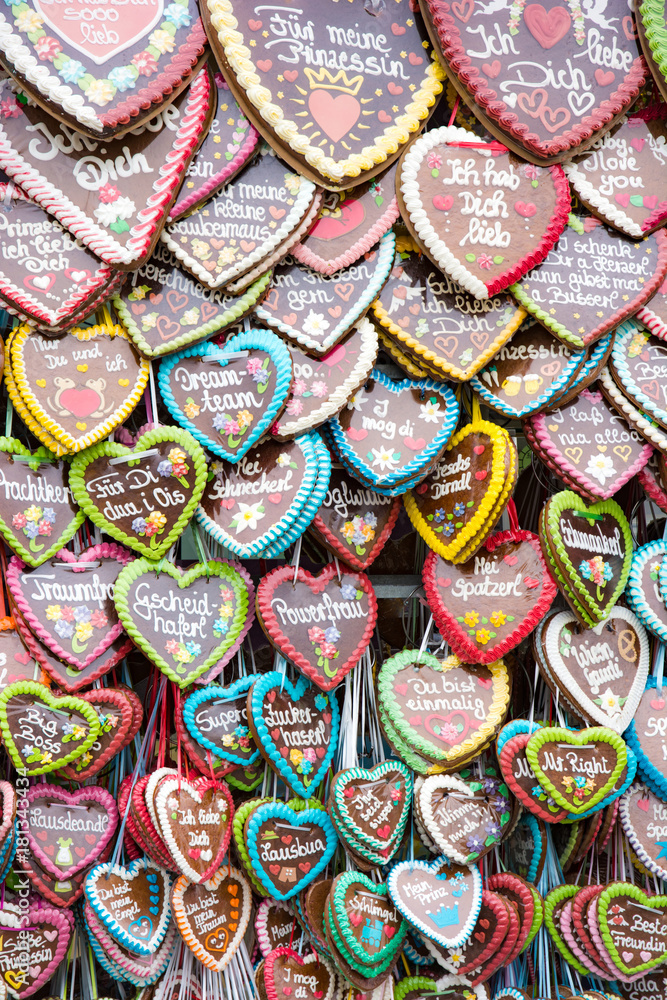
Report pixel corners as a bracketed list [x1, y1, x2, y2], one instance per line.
[330, 872, 407, 967]
[470, 340, 586, 419]
[598, 363, 667, 452]
[326, 367, 459, 490]
[0, 904, 72, 997]
[525, 726, 627, 815]
[627, 540, 667, 642]
[264, 948, 335, 1000]
[308, 482, 400, 573]
[114, 269, 271, 359]
[641, 0, 667, 107]
[84, 858, 172, 957]
[245, 802, 337, 901]
[548, 330, 613, 408]
[619, 783, 667, 882]
[331, 760, 412, 860]
[182, 678, 259, 766]
[399, 126, 570, 299]
[201, 0, 444, 187]
[543, 886, 597, 977]
[7, 544, 133, 670]
[113, 558, 250, 688]
[249, 671, 339, 799]
[0, 679, 100, 775]
[636, 296, 667, 341]
[272, 318, 378, 441]
[10, 323, 150, 454]
[154, 776, 233, 883]
[255, 232, 395, 355]
[254, 899, 294, 959]
[598, 882, 667, 975]
[0, 69, 213, 266]
[84, 902, 176, 986]
[59, 686, 141, 781]
[158, 329, 293, 460]
[3, 270, 126, 337]
[256, 563, 377, 692]
[611, 318, 667, 429]
[172, 866, 251, 971]
[387, 857, 482, 949]
[69, 425, 207, 559]
[194, 431, 321, 559]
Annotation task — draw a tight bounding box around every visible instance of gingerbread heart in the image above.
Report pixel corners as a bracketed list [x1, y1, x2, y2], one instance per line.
[0, 679, 100, 775]
[255, 900, 296, 958]
[182, 678, 259, 767]
[113, 557, 250, 688]
[498, 720, 567, 824]
[326, 873, 407, 973]
[0, 71, 214, 266]
[69, 426, 207, 559]
[417, 770, 512, 865]
[422, 0, 647, 162]
[264, 948, 335, 1000]
[154, 776, 233, 883]
[114, 244, 271, 358]
[171, 865, 251, 971]
[399, 126, 570, 299]
[598, 884, 667, 976]
[387, 858, 482, 949]
[0, 438, 84, 567]
[329, 761, 412, 863]
[85, 858, 172, 957]
[625, 677, 667, 800]
[9, 324, 149, 455]
[84, 900, 177, 986]
[0, 905, 71, 996]
[201, 0, 443, 188]
[245, 801, 337, 901]
[58, 686, 142, 781]
[158, 330, 293, 461]
[254, 234, 395, 355]
[525, 726, 628, 815]
[620, 782, 667, 883]
[610, 320, 667, 429]
[256, 564, 377, 691]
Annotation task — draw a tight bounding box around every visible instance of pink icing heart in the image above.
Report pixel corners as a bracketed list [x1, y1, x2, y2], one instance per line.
[404, 436, 426, 450]
[615, 193, 631, 207]
[395, 683, 408, 696]
[644, 195, 659, 210]
[347, 427, 368, 441]
[432, 195, 453, 211]
[638, 797, 650, 812]
[631, 136, 645, 152]
[409, 715, 423, 725]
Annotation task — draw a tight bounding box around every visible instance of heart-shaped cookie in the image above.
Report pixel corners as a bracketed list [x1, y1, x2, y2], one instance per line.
[326, 368, 459, 493]
[69, 426, 207, 559]
[628, 542, 667, 642]
[21, 784, 118, 880]
[637, 273, 667, 340]
[610, 320, 667, 429]
[84, 900, 177, 986]
[17, 847, 96, 910]
[169, 73, 260, 221]
[512, 217, 667, 349]
[171, 865, 251, 971]
[293, 162, 400, 274]
[7, 545, 133, 670]
[525, 387, 653, 499]
[155, 776, 233, 883]
[158, 330, 293, 461]
[0, 438, 84, 567]
[423, 528, 556, 664]
[254, 234, 395, 355]
[377, 649, 510, 770]
[525, 726, 628, 815]
[372, 237, 525, 382]
[417, 770, 512, 865]
[264, 948, 335, 1000]
[498, 720, 567, 824]
[195, 433, 326, 559]
[388, 858, 482, 949]
[255, 900, 296, 958]
[620, 782, 667, 883]
[114, 244, 271, 358]
[182, 678, 258, 767]
[246, 801, 337, 901]
[256, 563, 377, 691]
[113, 557, 250, 688]
[540, 607, 649, 733]
[0, 679, 100, 775]
[0, 71, 214, 267]
[58, 686, 142, 781]
[326, 872, 407, 973]
[9, 323, 150, 455]
[0, 905, 72, 996]
[85, 858, 172, 957]
[201, 0, 443, 189]
[625, 677, 667, 800]
[541, 490, 632, 626]
[399, 126, 570, 299]
[248, 671, 339, 799]
[598, 884, 667, 976]
[329, 761, 412, 864]
[422, 0, 647, 162]
[271, 321, 379, 442]
[162, 145, 320, 292]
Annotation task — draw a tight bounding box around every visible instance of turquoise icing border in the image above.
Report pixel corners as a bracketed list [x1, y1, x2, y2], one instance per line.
[195, 431, 321, 558]
[157, 329, 293, 462]
[259, 435, 331, 557]
[254, 232, 396, 355]
[183, 678, 260, 766]
[627, 540, 667, 642]
[612, 319, 667, 427]
[84, 859, 172, 957]
[325, 368, 459, 491]
[549, 330, 612, 405]
[246, 801, 338, 900]
[625, 676, 667, 799]
[496, 719, 541, 754]
[513, 813, 543, 885]
[249, 670, 339, 799]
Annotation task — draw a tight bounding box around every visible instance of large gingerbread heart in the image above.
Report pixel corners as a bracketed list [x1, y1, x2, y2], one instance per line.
[69, 426, 207, 559]
[85, 858, 172, 956]
[0, 905, 72, 996]
[113, 557, 251, 688]
[525, 726, 628, 815]
[201, 0, 444, 189]
[597, 884, 667, 977]
[9, 324, 149, 455]
[245, 801, 337, 901]
[0, 72, 214, 267]
[422, 0, 647, 163]
[256, 564, 377, 691]
[399, 126, 570, 299]
[171, 865, 251, 972]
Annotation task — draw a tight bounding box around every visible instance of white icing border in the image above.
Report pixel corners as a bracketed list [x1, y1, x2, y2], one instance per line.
[598, 364, 667, 450]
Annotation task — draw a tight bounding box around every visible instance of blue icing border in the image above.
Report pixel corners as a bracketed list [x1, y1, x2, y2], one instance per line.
[497, 719, 542, 754]
[625, 675, 667, 799]
[325, 368, 459, 491]
[548, 329, 612, 405]
[470, 327, 586, 419]
[249, 671, 339, 799]
[259, 435, 331, 557]
[627, 540, 667, 642]
[512, 813, 543, 885]
[183, 677, 260, 766]
[195, 431, 321, 558]
[246, 801, 338, 900]
[157, 329, 293, 462]
[387, 857, 482, 950]
[84, 858, 172, 958]
[612, 319, 667, 427]
[254, 232, 396, 355]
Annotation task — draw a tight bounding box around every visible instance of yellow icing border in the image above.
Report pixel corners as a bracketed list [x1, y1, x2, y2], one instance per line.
[377, 329, 431, 380]
[10, 324, 150, 454]
[4, 327, 64, 455]
[404, 421, 515, 563]
[372, 237, 526, 381]
[204, 0, 444, 185]
[455, 443, 517, 563]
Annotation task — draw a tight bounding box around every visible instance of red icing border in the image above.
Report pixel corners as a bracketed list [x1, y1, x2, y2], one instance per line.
[291, 197, 401, 276]
[423, 529, 557, 665]
[639, 464, 667, 513]
[58, 687, 139, 782]
[308, 497, 401, 572]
